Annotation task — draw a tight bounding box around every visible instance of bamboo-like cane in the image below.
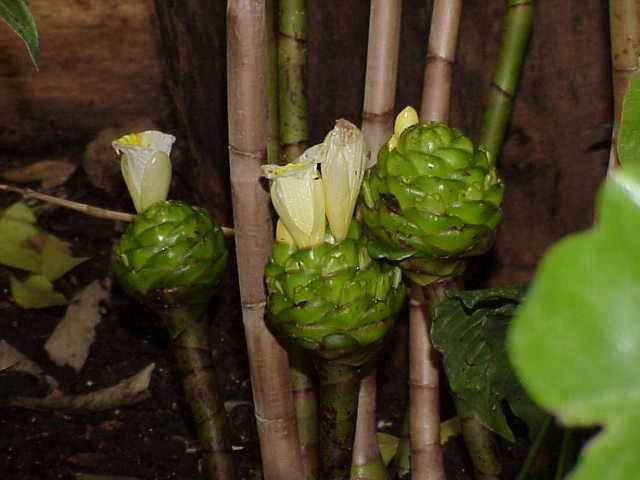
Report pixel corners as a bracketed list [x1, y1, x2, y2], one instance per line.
[350, 371, 389, 480]
[420, 0, 462, 123]
[361, 0, 403, 166]
[275, 2, 320, 478]
[409, 2, 463, 479]
[390, 413, 410, 479]
[290, 349, 319, 480]
[608, 0, 640, 171]
[278, 0, 309, 164]
[478, 0, 534, 166]
[226, 2, 304, 478]
[351, 2, 403, 479]
[266, 0, 280, 166]
[408, 281, 446, 480]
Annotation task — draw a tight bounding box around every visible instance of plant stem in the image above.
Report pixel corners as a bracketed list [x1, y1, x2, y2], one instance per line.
[290, 348, 320, 480]
[390, 412, 410, 479]
[0, 183, 235, 235]
[608, 0, 640, 170]
[226, 2, 304, 478]
[351, 370, 389, 480]
[160, 304, 237, 480]
[478, 0, 534, 166]
[361, 0, 403, 166]
[276, 2, 319, 477]
[315, 358, 362, 480]
[408, 279, 451, 480]
[266, 0, 280, 165]
[514, 416, 553, 480]
[554, 428, 575, 480]
[420, 0, 462, 122]
[455, 400, 502, 479]
[278, 0, 309, 164]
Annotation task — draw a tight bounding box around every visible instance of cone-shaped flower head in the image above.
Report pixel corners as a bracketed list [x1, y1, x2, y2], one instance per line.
[263, 158, 326, 249]
[113, 200, 228, 309]
[265, 221, 405, 364]
[360, 107, 504, 285]
[320, 119, 368, 242]
[113, 131, 175, 212]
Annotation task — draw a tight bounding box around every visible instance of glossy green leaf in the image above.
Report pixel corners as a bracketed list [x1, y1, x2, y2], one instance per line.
[0, 0, 38, 68]
[376, 432, 399, 466]
[508, 164, 640, 479]
[10, 274, 66, 309]
[432, 285, 547, 441]
[618, 71, 640, 167]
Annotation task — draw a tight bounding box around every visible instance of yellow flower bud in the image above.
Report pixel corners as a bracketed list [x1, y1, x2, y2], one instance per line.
[319, 119, 368, 243]
[263, 159, 326, 249]
[112, 130, 175, 212]
[388, 106, 419, 151]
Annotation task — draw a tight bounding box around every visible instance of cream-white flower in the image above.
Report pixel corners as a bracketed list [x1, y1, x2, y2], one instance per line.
[112, 131, 175, 212]
[262, 159, 325, 249]
[387, 106, 419, 151]
[319, 119, 368, 242]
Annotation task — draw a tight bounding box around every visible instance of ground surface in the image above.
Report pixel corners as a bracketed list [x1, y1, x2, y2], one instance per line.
[0, 170, 530, 480]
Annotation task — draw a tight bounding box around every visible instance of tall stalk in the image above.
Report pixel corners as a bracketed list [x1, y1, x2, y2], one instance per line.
[266, 0, 280, 165]
[278, 0, 309, 164]
[608, 0, 640, 170]
[161, 305, 237, 480]
[350, 371, 389, 480]
[409, 2, 462, 479]
[419, 0, 462, 122]
[459, 3, 535, 477]
[352, 2, 403, 479]
[361, 0, 403, 165]
[478, 0, 534, 165]
[276, 2, 319, 477]
[315, 357, 364, 480]
[226, 2, 304, 478]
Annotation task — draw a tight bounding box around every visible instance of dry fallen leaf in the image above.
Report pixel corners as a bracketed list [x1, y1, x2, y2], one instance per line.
[2, 158, 77, 190]
[7, 363, 155, 413]
[45, 280, 110, 371]
[0, 339, 59, 390]
[10, 275, 67, 309]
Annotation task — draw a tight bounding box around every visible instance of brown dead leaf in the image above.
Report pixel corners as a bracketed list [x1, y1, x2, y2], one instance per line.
[6, 363, 155, 413]
[67, 452, 108, 467]
[44, 280, 110, 371]
[0, 339, 58, 390]
[2, 158, 77, 190]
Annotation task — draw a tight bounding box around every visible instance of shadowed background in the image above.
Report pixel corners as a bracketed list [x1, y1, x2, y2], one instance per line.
[0, 0, 611, 286]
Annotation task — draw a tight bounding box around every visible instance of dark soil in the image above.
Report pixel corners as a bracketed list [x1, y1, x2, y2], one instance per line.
[0, 169, 515, 480]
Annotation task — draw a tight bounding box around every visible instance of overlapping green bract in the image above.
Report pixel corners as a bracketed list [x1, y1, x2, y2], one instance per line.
[265, 221, 405, 364]
[360, 122, 503, 285]
[113, 200, 227, 308]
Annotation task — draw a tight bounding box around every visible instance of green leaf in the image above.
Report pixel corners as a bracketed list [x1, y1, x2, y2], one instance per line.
[508, 164, 640, 479]
[0, 0, 39, 68]
[376, 432, 399, 466]
[432, 285, 547, 442]
[10, 274, 66, 308]
[618, 71, 640, 167]
[0, 202, 89, 280]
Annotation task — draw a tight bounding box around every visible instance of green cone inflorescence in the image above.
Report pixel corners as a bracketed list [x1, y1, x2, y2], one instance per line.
[113, 199, 235, 479]
[113, 200, 227, 308]
[360, 120, 504, 285]
[265, 221, 405, 365]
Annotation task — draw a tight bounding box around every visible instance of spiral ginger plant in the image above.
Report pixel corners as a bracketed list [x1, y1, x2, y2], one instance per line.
[263, 119, 405, 480]
[111, 131, 236, 480]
